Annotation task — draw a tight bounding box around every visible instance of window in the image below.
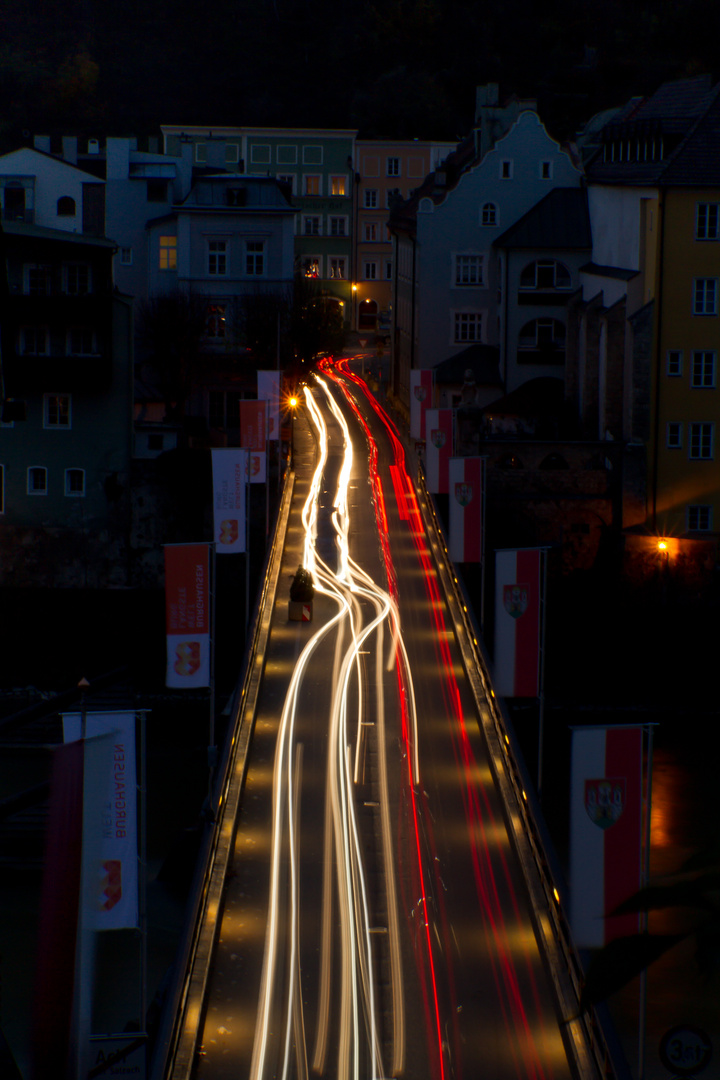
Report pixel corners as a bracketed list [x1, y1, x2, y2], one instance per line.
[57, 196, 76, 216]
[303, 145, 323, 165]
[384, 260, 393, 280]
[364, 222, 378, 242]
[364, 261, 377, 280]
[246, 240, 264, 275]
[540, 160, 552, 180]
[303, 215, 321, 236]
[205, 303, 226, 338]
[21, 326, 49, 355]
[329, 257, 346, 280]
[304, 175, 321, 196]
[159, 236, 177, 271]
[520, 260, 571, 290]
[454, 312, 482, 343]
[667, 350, 683, 376]
[120, 247, 133, 265]
[251, 144, 271, 164]
[696, 203, 719, 240]
[481, 203, 497, 227]
[67, 327, 97, 355]
[147, 180, 168, 202]
[194, 143, 207, 164]
[226, 188, 246, 207]
[26, 264, 52, 295]
[687, 504, 712, 531]
[330, 175, 346, 196]
[689, 422, 714, 459]
[500, 159, 513, 179]
[44, 393, 71, 428]
[666, 422, 682, 448]
[364, 189, 378, 209]
[303, 257, 321, 278]
[27, 467, 47, 495]
[329, 216, 347, 236]
[65, 468, 85, 496]
[693, 278, 718, 315]
[518, 318, 566, 361]
[63, 263, 91, 295]
[454, 254, 484, 287]
[208, 240, 227, 276]
[691, 351, 716, 388]
[386, 158, 400, 177]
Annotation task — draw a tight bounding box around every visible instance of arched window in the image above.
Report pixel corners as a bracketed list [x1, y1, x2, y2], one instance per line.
[481, 202, 497, 227]
[519, 259, 571, 290]
[518, 319, 566, 364]
[57, 196, 76, 216]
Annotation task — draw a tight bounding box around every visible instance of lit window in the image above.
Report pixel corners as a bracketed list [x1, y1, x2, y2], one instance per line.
[666, 350, 683, 376]
[364, 189, 378, 209]
[304, 175, 321, 196]
[666, 422, 682, 448]
[693, 278, 718, 315]
[689, 422, 714, 459]
[454, 255, 484, 287]
[687, 504, 712, 530]
[27, 467, 47, 495]
[303, 257, 321, 278]
[206, 304, 226, 339]
[329, 257, 346, 280]
[481, 203, 497, 227]
[44, 393, 71, 428]
[208, 240, 227, 276]
[691, 351, 716, 388]
[159, 236, 177, 271]
[65, 468, 85, 496]
[386, 158, 400, 177]
[454, 312, 482, 343]
[696, 203, 719, 240]
[330, 175, 346, 196]
[246, 241, 264, 275]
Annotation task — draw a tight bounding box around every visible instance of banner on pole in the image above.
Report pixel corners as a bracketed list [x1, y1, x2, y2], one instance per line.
[62, 712, 139, 931]
[409, 369, 433, 441]
[449, 457, 484, 562]
[258, 371, 281, 440]
[425, 408, 453, 493]
[247, 449, 267, 484]
[569, 725, 644, 947]
[493, 548, 542, 697]
[164, 542, 211, 687]
[240, 399, 267, 450]
[211, 448, 247, 552]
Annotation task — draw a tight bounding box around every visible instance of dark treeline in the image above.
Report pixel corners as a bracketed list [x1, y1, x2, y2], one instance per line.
[2, 0, 720, 148]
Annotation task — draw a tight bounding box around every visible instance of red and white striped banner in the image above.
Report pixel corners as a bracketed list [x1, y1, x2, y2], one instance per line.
[258, 371, 281, 440]
[211, 448, 247, 552]
[449, 457, 484, 562]
[164, 542, 211, 687]
[493, 548, 543, 697]
[409, 368, 433, 440]
[62, 711, 139, 930]
[425, 408, 453, 493]
[569, 725, 644, 947]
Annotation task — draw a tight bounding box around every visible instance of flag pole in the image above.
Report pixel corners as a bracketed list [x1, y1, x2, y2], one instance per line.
[209, 542, 217, 803]
[537, 548, 548, 796]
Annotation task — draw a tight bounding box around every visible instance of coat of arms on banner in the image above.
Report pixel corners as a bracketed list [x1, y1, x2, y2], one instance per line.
[174, 641, 201, 676]
[219, 519, 239, 544]
[414, 385, 427, 401]
[431, 428, 446, 449]
[503, 583, 528, 618]
[584, 778, 626, 829]
[454, 481, 473, 506]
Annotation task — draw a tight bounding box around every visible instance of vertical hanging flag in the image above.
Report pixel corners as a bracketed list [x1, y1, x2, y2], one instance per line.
[494, 547, 543, 697]
[62, 712, 139, 931]
[569, 725, 644, 947]
[211, 448, 247, 552]
[258, 371, 281, 440]
[449, 456, 484, 562]
[425, 408, 453, 493]
[409, 368, 433, 440]
[164, 542, 211, 687]
[246, 449, 267, 484]
[240, 399, 267, 449]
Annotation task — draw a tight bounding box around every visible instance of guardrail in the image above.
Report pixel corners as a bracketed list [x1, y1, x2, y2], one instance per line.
[414, 463, 623, 1080]
[151, 462, 296, 1080]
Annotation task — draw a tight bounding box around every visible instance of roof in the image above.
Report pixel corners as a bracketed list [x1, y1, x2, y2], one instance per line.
[580, 262, 639, 281]
[433, 343, 502, 386]
[1, 220, 116, 248]
[178, 174, 295, 210]
[494, 187, 591, 249]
